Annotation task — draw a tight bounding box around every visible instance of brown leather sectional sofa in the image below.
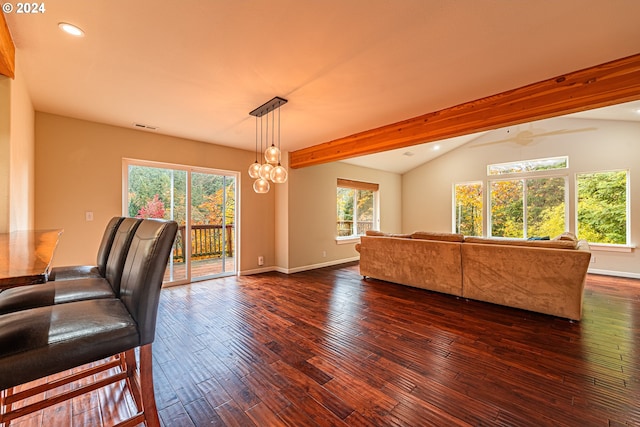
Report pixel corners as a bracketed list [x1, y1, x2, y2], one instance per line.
[355, 231, 591, 320]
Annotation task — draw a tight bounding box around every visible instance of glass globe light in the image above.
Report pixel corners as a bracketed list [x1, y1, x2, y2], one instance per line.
[253, 178, 270, 193]
[259, 163, 274, 180]
[270, 164, 288, 184]
[264, 145, 280, 164]
[248, 161, 261, 179]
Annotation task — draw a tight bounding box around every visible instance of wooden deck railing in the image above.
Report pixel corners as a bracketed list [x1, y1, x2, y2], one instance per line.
[173, 224, 234, 262]
[336, 221, 373, 237]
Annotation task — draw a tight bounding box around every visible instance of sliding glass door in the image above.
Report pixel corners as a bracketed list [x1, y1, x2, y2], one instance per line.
[190, 171, 236, 279]
[125, 160, 237, 285]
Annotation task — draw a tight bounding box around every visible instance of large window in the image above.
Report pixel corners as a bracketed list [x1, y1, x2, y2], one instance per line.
[489, 176, 567, 239]
[454, 157, 570, 238]
[336, 179, 378, 238]
[577, 170, 628, 245]
[454, 182, 483, 236]
[453, 157, 630, 246]
[488, 156, 568, 175]
[526, 177, 567, 238]
[490, 179, 524, 237]
[487, 157, 568, 239]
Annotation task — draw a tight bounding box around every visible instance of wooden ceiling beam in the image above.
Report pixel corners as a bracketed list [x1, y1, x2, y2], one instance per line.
[0, 11, 15, 78]
[289, 53, 640, 169]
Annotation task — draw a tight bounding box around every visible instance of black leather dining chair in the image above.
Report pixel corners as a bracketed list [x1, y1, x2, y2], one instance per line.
[0, 217, 142, 315]
[48, 216, 125, 281]
[0, 218, 178, 427]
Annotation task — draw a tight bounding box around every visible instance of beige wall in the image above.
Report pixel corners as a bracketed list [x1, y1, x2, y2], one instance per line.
[34, 112, 400, 275]
[9, 55, 35, 231]
[0, 52, 35, 233]
[0, 76, 9, 232]
[402, 116, 640, 278]
[35, 112, 274, 273]
[274, 152, 290, 270]
[284, 161, 401, 272]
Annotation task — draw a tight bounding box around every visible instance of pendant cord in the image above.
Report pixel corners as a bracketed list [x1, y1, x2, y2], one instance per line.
[265, 110, 268, 162]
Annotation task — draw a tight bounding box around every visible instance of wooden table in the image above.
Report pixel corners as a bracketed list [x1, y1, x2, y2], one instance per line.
[0, 229, 63, 290]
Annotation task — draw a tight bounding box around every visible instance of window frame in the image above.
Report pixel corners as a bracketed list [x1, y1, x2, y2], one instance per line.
[575, 168, 631, 248]
[453, 155, 634, 251]
[336, 178, 379, 243]
[452, 181, 484, 236]
[487, 156, 569, 176]
[487, 173, 569, 239]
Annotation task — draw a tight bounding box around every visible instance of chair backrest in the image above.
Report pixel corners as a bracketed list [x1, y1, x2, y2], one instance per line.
[104, 218, 142, 295]
[96, 217, 125, 276]
[119, 219, 178, 345]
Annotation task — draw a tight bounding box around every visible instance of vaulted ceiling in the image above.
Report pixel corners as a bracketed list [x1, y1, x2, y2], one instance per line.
[5, 0, 640, 170]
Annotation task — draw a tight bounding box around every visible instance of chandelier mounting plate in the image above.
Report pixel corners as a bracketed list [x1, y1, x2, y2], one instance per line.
[249, 96, 288, 117]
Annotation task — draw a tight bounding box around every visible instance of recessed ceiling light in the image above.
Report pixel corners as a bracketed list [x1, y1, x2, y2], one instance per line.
[635, 108, 640, 114]
[432, 144, 441, 151]
[58, 22, 85, 37]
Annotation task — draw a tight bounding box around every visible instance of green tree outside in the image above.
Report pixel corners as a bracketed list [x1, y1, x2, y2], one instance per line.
[526, 177, 566, 238]
[456, 169, 626, 243]
[577, 171, 627, 244]
[455, 183, 483, 236]
[336, 187, 374, 236]
[491, 179, 524, 238]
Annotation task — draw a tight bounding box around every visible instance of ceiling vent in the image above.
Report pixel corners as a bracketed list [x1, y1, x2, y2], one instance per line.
[133, 123, 158, 131]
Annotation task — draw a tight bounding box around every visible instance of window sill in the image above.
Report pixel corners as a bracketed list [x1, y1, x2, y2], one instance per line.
[589, 243, 635, 253]
[335, 236, 360, 245]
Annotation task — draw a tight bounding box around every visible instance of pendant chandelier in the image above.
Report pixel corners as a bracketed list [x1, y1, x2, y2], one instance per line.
[248, 96, 288, 193]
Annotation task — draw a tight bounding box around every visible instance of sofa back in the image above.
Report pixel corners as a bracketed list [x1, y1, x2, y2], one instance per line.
[358, 235, 464, 296]
[357, 231, 591, 320]
[461, 238, 591, 320]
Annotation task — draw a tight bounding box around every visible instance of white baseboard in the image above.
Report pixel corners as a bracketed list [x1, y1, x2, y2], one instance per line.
[588, 268, 640, 280]
[283, 257, 360, 274]
[239, 266, 277, 276]
[240, 257, 360, 276]
[235, 264, 639, 280]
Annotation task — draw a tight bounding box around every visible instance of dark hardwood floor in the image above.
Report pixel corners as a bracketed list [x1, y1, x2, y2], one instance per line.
[9, 263, 640, 426]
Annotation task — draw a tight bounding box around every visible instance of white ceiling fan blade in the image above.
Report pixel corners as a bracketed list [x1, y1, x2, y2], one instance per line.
[531, 127, 597, 138]
[470, 136, 520, 148]
[471, 126, 597, 148]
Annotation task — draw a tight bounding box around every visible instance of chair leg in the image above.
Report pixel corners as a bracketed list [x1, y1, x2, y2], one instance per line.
[122, 350, 142, 411]
[139, 344, 160, 427]
[112, 345, 159, 427]
[1, 387, 13, 427]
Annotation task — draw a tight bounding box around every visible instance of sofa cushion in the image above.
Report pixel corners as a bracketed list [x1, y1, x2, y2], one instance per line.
[411, 231, 465, 242]
[553, 232, 579, 243]
[365, 230, 412, 238]
[464, 236, 577, 249]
